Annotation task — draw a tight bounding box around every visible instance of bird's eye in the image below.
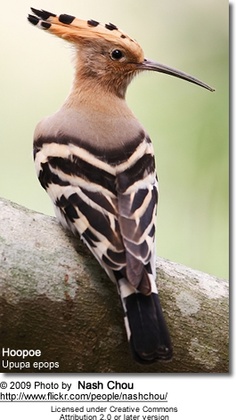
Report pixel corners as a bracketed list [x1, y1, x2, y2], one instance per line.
[110, 49, 124, 61]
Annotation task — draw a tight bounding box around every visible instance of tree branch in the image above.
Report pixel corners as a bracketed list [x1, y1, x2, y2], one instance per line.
[0, 197, 228, 373]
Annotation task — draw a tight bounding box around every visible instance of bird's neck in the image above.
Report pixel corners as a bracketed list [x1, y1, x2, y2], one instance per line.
[63, 71, 133, 117]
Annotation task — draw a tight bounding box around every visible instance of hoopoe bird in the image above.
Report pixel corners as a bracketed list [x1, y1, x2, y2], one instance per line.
[28, 8, 214, 363]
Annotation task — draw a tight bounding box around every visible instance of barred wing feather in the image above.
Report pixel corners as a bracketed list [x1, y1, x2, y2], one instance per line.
[34, 134, 157, 293]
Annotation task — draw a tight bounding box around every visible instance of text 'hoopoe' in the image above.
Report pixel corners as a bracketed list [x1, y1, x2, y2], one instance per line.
[28, 7, 214, 363]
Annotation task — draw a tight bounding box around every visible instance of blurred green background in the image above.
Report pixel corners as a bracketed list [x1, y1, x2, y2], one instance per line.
[0, 0, 228, 279]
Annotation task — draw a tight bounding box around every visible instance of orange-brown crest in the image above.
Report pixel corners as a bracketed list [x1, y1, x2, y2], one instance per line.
[28, 8, 144, 63]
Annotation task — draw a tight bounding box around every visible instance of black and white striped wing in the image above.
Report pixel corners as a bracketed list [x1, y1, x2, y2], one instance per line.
[34, 136, 126, 278]
[34, 134, 157, 294]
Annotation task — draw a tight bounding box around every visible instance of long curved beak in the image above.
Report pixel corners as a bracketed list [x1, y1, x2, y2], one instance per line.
[137, 59, 215, 92]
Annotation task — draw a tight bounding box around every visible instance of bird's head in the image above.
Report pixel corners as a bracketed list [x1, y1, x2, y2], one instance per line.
[28, 8, 214, 98]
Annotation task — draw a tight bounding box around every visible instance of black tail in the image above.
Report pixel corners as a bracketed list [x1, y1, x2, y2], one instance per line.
[124, 292, 173, 363]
